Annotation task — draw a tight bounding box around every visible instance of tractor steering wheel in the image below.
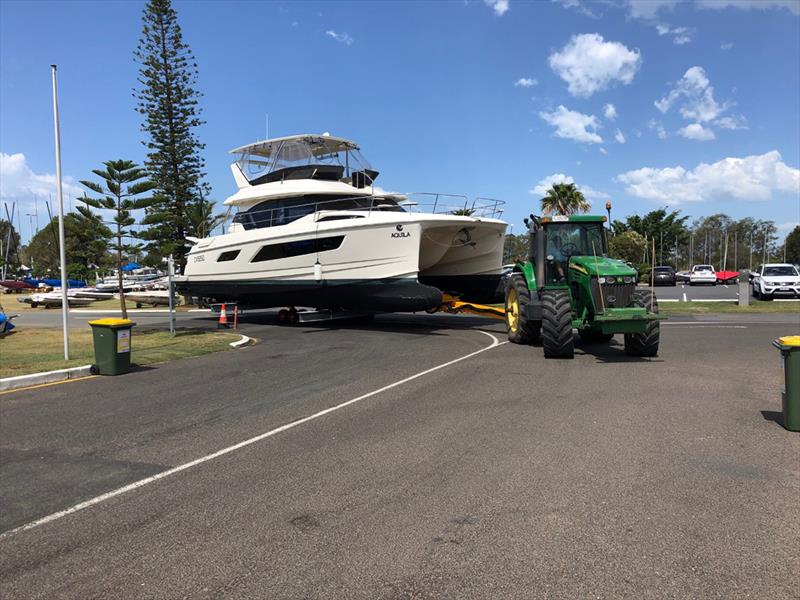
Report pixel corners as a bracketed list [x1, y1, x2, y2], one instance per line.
[560, 242, 579, 258]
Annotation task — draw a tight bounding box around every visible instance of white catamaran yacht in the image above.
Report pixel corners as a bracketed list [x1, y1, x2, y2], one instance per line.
[176, 134, 507, 312]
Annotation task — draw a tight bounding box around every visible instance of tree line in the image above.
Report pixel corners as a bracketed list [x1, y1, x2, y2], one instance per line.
[502, 183, 799, 271]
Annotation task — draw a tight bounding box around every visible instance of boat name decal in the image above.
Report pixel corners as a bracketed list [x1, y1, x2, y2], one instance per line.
[193, 255, 205, 262]
[391, 224, 410, 239]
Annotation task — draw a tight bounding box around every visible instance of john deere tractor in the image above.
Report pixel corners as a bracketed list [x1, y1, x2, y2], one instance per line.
[504, 215, 662, 358]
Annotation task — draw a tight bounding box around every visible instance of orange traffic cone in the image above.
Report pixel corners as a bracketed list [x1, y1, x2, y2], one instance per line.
[218, 303, 229, 328]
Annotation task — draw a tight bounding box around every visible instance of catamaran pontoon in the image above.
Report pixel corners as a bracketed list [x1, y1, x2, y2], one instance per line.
[176, 134, 507, 312]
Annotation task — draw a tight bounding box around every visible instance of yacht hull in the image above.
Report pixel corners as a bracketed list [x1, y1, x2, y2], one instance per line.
[177, 213, 506, 311]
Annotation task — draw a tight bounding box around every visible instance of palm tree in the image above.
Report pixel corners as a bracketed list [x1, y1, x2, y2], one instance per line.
[79, 160, 155, 318]
[186, 196, 227, 239]
[540, 183, 590, 216]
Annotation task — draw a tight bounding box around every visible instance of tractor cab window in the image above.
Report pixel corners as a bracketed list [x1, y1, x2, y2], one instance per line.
[544, 221, 607, 282]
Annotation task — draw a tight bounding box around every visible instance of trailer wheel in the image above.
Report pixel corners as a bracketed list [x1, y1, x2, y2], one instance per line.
[624, 290, 660, 357]
[541, 290, 574, 358]
[505, 275, 539, 344]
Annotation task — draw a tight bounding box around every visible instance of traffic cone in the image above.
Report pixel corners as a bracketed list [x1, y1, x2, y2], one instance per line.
[218, 303, 229, 329]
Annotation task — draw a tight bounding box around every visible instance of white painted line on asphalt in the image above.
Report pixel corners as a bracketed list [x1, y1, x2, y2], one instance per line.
[691, 299, 737, 303]
[663, 325, 747, 328]
[774, 299, 800, 302]
[0, 330, 506, 539]
[659, 299, 679, 302]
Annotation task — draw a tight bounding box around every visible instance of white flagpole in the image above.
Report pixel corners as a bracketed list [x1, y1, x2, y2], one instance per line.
[51, 64, 69, 360]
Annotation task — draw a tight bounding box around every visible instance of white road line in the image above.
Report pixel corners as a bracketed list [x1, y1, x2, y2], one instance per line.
[691, 299, 737, 303]
[663, 325, 747, 328]
[0, 330, 506, 540]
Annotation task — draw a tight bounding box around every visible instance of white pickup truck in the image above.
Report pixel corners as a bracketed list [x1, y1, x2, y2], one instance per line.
[689, 264, 717, 286]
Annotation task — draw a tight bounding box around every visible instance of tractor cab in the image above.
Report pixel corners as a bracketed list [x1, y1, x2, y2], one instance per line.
[537, 216, 609, 285]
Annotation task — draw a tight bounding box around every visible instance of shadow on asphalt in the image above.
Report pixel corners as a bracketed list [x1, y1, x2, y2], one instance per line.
[235, 312, 503, 338]
[576, 338, 664, 363]
[759, 410, 787, 429]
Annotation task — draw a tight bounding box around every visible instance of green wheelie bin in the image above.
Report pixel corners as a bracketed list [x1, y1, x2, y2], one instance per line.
[88, 318, 136, 375]
[772, 336, 800, 432]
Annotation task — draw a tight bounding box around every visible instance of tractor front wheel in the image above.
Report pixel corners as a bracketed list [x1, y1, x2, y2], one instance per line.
[541, 290, 574, 358]
[505, 275, 540, 344]
[624, 290, 660, 357]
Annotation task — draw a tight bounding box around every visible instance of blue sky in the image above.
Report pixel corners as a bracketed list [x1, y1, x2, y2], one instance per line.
[1, 0, 798, 244]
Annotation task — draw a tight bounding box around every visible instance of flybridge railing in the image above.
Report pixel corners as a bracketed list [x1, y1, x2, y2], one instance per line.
[231, 193, 506, 230]
[402, 193, 505, 218]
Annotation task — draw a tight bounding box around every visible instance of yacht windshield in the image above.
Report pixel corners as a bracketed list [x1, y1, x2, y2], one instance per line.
[235, 137, 375, 185]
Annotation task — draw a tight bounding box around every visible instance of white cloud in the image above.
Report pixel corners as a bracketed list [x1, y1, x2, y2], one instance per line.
[714, 115, 748, 130]
[599, 147, 608, 155]
[603, 103, 617, 120]
[696, 0, 800, 16]
[483, 0, 509, 16]
[325, 30, 353, 45]
[514, 77, 538, 87]
[616, 150, 800, 205]
[777, 221, 800, 241]
[548, 33, 642, 98]
[614, 129, 626, 143]
[0, 152, 83, 209]
[530, 173, 610, 201]
[555, 0, 599, 18]
[720, 42, 734, 50]
[678, 123, 716, 141]
[648, 119, 668, 139]
[655, 66, 731, 123]
[539, 105, 603, 144]
[625, 0, 678, 19]
[656, 24, 693, 44]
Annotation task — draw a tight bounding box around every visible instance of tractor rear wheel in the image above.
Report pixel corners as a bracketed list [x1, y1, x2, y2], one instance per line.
[505, 275, 540, 344]
[624, 289, 660, 357]
[541, 290, 574, 358]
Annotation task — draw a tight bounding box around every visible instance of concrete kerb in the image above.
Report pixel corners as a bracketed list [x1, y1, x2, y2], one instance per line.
[0, 365, 96, 392]
[229, 334, 252, 348]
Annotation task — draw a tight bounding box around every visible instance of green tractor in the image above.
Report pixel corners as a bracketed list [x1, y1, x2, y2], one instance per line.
[504, 215, 662, 358]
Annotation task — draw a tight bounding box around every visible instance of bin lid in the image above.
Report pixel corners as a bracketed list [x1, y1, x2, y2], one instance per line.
[773, 335, 800, 350]
[88, 318, 135, 327]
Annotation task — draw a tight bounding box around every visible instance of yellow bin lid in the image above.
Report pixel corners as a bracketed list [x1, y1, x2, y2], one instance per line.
[777, 336, 800, 347]
[88, 318, 135, 327]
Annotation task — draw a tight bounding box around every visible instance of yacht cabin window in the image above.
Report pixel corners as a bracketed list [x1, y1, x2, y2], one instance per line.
[234, 194, 405, 230]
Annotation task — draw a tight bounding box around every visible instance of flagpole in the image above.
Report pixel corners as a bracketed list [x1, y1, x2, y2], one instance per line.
[51, 64, 69, 360]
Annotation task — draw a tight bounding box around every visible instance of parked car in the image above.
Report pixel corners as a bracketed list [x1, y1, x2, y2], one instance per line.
[675, 270, 691, 283]
[652, 266, 677, 286]
[751, 263, 800, 300]
[689, 264, 717, 286]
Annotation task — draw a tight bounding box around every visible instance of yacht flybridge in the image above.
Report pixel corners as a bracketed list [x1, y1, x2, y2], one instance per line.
[177, 134, 508, 313]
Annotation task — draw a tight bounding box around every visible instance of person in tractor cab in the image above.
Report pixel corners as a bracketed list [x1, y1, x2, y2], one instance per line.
[547, 235, 567, 280]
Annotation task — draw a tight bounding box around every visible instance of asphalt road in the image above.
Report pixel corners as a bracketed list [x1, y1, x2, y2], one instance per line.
[1, 312, 799, 599]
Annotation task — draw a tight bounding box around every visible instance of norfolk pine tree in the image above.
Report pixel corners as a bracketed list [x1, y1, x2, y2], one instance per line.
[134, 0, 209, 264]
[79, 160, 155, 319]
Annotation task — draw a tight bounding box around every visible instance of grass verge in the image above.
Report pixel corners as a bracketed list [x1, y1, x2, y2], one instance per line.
[0, 327, 240, 379]
[660, 301, 800, 314]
